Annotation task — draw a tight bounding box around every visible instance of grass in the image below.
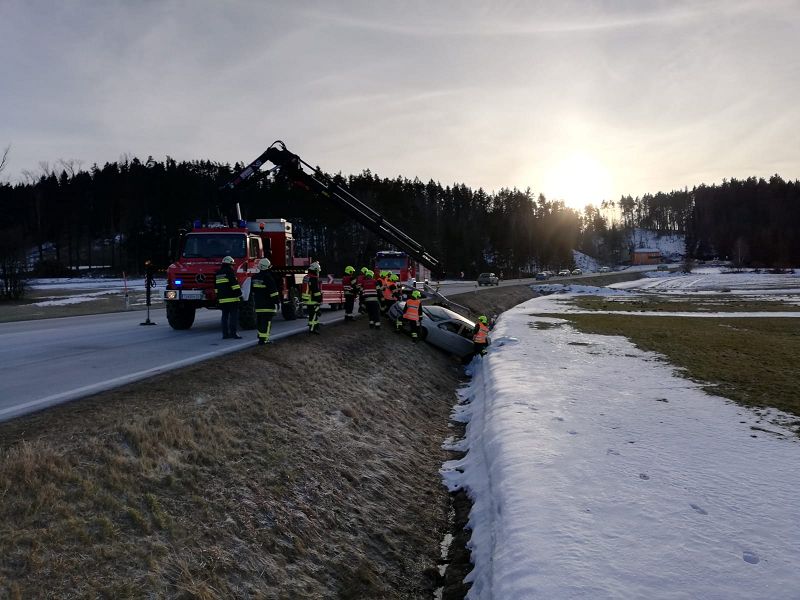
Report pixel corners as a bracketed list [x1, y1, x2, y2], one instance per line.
[571, 295, 800, 313]
[0, 321, 464, 598]
[559, 312, 800, 417]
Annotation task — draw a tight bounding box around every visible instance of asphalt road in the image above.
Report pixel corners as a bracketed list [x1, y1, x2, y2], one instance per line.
[0, 306, 352, 423]
[0, 278, 545, 423]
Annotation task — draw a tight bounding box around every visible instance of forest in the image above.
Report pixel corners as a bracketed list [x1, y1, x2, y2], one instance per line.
[1, 147, 799, 299]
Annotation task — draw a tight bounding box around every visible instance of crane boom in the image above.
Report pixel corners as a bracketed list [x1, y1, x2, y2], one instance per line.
[223, 141, 440, 273]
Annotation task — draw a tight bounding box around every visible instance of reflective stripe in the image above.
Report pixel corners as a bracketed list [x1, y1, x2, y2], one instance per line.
[256, 308, 277, 313]
[253, 282, 266, 288]
[219, 297, 239, 304]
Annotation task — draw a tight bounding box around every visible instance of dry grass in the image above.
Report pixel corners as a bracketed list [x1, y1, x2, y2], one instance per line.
[0, 322, 464, 598]
[560, 312, 800, 419]
[571, 295, 800, 313]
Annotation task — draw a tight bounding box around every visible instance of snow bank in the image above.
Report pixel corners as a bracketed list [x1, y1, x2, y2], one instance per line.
[444, 294, 800, 599]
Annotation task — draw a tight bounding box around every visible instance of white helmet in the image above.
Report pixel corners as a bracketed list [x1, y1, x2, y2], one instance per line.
[309, 261, 321, 272]
[222, 256, 234, 264]
[258, 258, 271, 270]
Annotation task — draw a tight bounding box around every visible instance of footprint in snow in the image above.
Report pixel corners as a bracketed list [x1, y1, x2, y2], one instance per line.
[639, 473, 650, 480]
[742, 551, 760, 564]
[553, 416, 564, 422]
[568, 430, 578, 435]
[689, 503, 708, 515]
[606, 449, 620, 456]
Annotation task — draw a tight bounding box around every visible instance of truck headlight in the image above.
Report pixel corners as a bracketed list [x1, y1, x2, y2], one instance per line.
[165, 290, 178, 300]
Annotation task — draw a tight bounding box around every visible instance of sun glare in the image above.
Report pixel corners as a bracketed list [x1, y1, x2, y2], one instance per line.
[542, 153, 614, 211]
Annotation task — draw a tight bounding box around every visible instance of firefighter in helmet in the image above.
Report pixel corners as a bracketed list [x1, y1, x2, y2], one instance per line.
[215, 255, 242, 339]
[360, 269, 381, 328]
[252, 258, 279, 345]
[402, 289, 423, 342]
[302, 261, 323, 334]
[375, 270, 386, 314]
[342, 265, 359, 321]
[357, 266, 369, 314]
[472, 315, 491, 357]
[381, 271, 398, 318]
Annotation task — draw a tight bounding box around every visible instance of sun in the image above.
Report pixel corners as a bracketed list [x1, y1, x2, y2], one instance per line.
[541, 153, 614, 211]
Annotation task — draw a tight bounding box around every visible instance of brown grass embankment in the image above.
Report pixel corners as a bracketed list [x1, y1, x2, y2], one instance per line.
[0, 322, 462, 599]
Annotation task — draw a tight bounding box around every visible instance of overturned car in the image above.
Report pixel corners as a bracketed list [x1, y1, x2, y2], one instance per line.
[388, 301, 479, 359]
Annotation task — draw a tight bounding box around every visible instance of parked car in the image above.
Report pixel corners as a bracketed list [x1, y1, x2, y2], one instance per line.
[571, 268, 582, 275]
[598, 266, 611, 273]
[477, 272, 499, 286]
[657, 264, 670, 271]
[389, 302, 479, 359]
[535, 272, 549, 280]
[557, 269, 571, 276]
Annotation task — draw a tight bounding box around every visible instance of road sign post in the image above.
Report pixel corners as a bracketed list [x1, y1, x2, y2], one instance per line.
[140, 261, 157, 326]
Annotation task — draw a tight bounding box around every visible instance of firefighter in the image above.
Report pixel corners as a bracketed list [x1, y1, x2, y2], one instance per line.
[252, 258, 279, 345]
[403, 289, 423, 342]
[375, 270, 386, 313]
[342, 265, 359, 321]
[302, 261, 323, 334]
[472, 315, 491, 357]
[392, 275, 405, 332]
[381, 272, 397, 317]
[357, 267, 369, 314]
[361, 269, 381, 328]
[215, 255, 242, 339]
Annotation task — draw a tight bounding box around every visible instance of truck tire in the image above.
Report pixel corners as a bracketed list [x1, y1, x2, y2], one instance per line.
[281, 288, 301, 320]
[238, 294, 256, 330]
[166, 302, 196, 330]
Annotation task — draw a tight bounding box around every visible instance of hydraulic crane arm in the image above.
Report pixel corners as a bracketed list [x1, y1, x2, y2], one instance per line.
[223, 141, 440, 273]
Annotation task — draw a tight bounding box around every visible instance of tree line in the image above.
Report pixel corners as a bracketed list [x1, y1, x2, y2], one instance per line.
[1, 151, 798, 299]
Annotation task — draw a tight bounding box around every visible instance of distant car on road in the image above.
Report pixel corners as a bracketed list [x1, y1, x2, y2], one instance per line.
[598, 266, 611, 273]
[535, 272, 549, 280]
[477, 272, 499, 286]
[557, 269, 571, 276]
[389, 302, 478, 359]
[571, 268, 583, 275]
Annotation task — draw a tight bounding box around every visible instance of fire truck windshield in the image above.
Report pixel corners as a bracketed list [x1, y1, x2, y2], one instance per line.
[182, 234, 247, 259]
[376, 257, 407, 270]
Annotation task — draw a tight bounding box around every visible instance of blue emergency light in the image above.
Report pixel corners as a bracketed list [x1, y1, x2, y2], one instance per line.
[175, 279, 183, 286]
[193, 219, 201, 228]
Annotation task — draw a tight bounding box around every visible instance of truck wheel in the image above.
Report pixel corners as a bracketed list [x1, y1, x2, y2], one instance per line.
[238, 294, 256, 330]
[166, 302, 196, 330]
[281, 288, 301, 320]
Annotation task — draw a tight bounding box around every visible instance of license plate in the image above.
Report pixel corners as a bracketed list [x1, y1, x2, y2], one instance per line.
[180, 290, 204, 300]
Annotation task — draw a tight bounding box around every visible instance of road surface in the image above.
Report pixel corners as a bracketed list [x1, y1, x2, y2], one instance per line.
[0, 278, 540, 422]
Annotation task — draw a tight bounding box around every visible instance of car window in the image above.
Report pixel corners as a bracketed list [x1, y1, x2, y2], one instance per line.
[438, 322, 463, 334]
[423, 306, 450, 321]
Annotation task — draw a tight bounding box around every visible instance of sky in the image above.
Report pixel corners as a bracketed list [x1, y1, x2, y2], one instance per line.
[2, 0, 799, 210]
[445, 274, 800, 598]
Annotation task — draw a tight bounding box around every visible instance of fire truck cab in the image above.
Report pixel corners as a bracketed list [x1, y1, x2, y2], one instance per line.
[164, 218, 343, 330]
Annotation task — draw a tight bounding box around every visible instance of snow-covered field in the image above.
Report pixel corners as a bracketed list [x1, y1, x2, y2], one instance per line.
[444, 273, 800, 599]
[25, 277, 155, 307]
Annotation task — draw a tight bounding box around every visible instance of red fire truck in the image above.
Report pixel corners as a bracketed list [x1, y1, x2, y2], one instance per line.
[163, 218, 343, 329]
[374, 250, 432, 286]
